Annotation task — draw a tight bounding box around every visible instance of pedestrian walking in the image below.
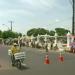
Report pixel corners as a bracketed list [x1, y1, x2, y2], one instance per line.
[45, 43, 48, 52]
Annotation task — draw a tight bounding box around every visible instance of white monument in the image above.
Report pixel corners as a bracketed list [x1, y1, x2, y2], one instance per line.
[37, 34, 40, 43]
[54, 32, 58, 46]
[31, 35, 34, 42]
[67, 32, 71, 48]
[44, 34, 47, 45]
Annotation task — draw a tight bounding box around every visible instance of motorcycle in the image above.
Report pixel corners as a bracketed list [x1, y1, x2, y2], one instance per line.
[14, 52, 26, 69]
[8, 50, 26, 69]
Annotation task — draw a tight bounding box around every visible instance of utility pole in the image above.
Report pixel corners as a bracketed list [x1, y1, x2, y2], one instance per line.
[72, 0, 75, 35]
[9, 21, 13, 31]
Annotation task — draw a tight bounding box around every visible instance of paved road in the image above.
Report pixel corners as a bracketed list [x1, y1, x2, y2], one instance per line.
[0, 45, 75, 75]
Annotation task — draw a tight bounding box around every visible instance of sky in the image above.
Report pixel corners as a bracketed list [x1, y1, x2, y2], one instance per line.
[0, 0, 72, 34]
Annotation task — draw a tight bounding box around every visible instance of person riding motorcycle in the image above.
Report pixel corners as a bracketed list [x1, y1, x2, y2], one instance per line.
[11, 43, 20, 54]
[11, 43, 20, 66]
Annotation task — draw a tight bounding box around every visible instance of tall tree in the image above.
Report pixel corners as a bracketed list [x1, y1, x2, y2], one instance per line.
[0, 30, 2, 38]
[49, 30, 55, 36]
[27, 28, 50, 36]
[2, 30, 22, 39]
[55, 28, 70, 36]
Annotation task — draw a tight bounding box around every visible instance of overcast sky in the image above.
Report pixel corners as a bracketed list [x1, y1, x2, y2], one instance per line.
[0, 0, 72, 34]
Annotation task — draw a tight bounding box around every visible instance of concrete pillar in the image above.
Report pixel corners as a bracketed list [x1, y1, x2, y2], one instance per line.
[37, 34, 39, 43]
[31, 35, 34, 42]
[67, 32, 71, 48]
[44, 34, 47, 45]
[54, 32, 58, 45]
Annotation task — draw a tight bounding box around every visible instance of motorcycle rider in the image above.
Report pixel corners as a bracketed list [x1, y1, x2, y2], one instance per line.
[11, 43, 20, 66]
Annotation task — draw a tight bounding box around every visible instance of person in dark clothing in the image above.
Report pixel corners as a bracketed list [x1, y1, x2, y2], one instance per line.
[45, 43, 48, 52]
[51, 42, 53, 50]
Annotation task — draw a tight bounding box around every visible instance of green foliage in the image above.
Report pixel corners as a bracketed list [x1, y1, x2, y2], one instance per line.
[18, 33, 22, 37]
[0, 27, 70, 39]
[27, 28, 50, 36]
[27, 28, 70, 37]
[55, 28, 70, 36]
[0, 30, 2, 38]
[27, 28, 36, 36]
[49, 30, 55, 36]
[0, 30, 22, 39]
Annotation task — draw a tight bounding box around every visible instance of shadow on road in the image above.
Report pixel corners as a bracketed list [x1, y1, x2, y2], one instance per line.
[18, 64, 30, 71]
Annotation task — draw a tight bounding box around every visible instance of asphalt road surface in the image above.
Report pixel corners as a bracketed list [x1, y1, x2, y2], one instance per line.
[0, 45, 75, 75]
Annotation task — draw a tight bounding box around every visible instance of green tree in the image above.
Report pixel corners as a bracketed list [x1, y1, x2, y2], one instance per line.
[55, 28, 70, 36]
[27, 28, 50, 36]
[49, 30, 55, 36]
[27, 28, 36, 36]
[0, 30, 2, 38]
[18, 33, 22, 37]
[2, 30, 22, 39]
[27, 28, 70, 37]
